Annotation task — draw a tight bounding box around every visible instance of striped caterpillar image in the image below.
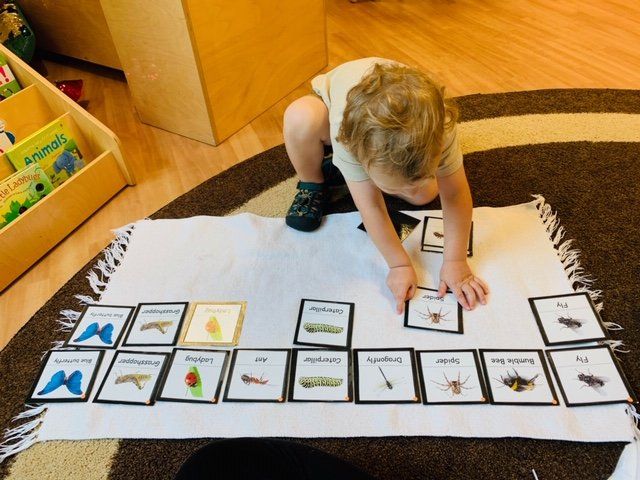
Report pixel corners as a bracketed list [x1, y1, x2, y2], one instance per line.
[303, 322, 344, 334]
[298, 376, 343, 388]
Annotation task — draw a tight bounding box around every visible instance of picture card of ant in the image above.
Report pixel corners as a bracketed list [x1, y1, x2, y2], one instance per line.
[528, 293, 608, 346]
[416, 350, 487, 405]
[223, 349, 290, 403]
[64, 304, 135, 349]
[357, 210, 420, 243]
[293, 299, 354, 348]
[546, 346, 637, 407]
[93, 350, 169, 406]
[421, 216, 473, 256]
[122, 302, 188, 347]
[179, 301, 246, 346]
[353, 348, 420, 404]
[288, 349, 352, 402]
[26, 349, 105, 404]
[156, 349, 230, 404]
[480, 350, 558, 406]
[405, 287, 463, 334]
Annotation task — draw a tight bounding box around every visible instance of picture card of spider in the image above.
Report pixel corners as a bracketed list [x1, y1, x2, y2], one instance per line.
[405, 287, 463, 334]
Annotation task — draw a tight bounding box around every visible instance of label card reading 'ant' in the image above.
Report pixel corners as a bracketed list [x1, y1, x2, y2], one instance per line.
[528, 293, 608, 346]
[480, 350, 558, 406]
[223, 349, 290, 403]
[293, 299, 354, 348]
[123, 302, 188, 347]
[421, 216, 473, 257]
[353, 348, 420, 404]
[546, 346, 637, 407]
[64, 304, 135, 349]
[405, 287, 463, 334]
[416, 350, 487, 405]
[288, 349, 352, 402]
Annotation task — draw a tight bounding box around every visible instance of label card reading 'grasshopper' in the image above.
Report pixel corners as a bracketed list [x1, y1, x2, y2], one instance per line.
[223, 349, 290, 403]
[64, 304, 135, 349]
[353, 348, 420, 404]
[123, 302, 188, 347]
[405, 287, 463, 334]
[293, 299, 354, 348]
[288, 349, 352, 402]
[179, 302, 246, 346]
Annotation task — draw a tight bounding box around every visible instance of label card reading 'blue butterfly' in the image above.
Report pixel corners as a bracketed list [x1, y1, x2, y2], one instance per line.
[64, 304, 135, 349]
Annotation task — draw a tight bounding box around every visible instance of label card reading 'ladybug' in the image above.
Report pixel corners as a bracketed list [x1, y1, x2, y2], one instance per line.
[179, 302, 246, 346]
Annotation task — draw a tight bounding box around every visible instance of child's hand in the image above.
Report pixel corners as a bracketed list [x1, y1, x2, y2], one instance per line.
[438, 260, 489, 310]
[387, 265, 417, 314]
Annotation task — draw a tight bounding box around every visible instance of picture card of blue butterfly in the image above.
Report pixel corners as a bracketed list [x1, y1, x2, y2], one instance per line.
[64, 304, 135, 349]
[26, 350, 105, 403]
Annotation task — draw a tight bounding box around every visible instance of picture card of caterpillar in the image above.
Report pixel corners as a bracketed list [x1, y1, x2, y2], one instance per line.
[405, 287, 463, 334]
[353, 348, 420, 404]
[421, 216, 473, 256]
[416, 350, 487, 405]
[156, 349, 230, 404]
[26, 349, 105, 403]
[293, 299, 354, 348]
[480, 350, 558, 406]
[122, 302, 188, 347]
[288, 349, 352, 402]
[546, 346, 637, 407]
[93, 350, 169, 406]
[357, 210, 420, 243]
[223, 349, 290, 403]
[528, 293, 608, 346]
[179, 301, 246, 346]
[64, 304, 135, 349]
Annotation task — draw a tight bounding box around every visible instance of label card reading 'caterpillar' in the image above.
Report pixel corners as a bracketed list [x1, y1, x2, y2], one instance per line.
[179, 301, 246, 346]
[123, 302, 189, 347]
[405, 287, 463, 334]
[421, 216, 473, 256]
[223, 349, 290, 403]
[293, 299, 354, 349]
[64, 304, 135, 349]
[288, 349, 352, 402]
[353, 348, 420, 404]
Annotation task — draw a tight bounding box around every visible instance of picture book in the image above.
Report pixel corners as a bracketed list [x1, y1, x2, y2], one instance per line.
[0, 162, 53, 229]
[0, 53, 21, 99]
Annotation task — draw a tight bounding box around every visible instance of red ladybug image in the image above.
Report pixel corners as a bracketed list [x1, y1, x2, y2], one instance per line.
[184, 372, 198, 388]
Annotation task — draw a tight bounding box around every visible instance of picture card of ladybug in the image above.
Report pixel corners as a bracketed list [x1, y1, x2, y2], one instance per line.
[404, 287, 463, 334]
[156, 349, 230, 404]
[122, 302, 189, 347]
[223, 349, 290, 403]
[93, 350, 169, 406]
[288, 349, 352, 402]
[178, 301, 246, 346]
[416, 350, 488, 405]
[357, 210, 420, 243]
[546, 346, 637, 407]
[293, 299, 354, 349]
[480, 349, 559, 406]
[528, 292, 608, 346]
[26, 349, 105, 403]
[421, 216, 473, 256]
[64, 304, 135, 349]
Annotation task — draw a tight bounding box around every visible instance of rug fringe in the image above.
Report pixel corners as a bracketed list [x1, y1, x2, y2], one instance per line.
[0, 404, 46, 464]
[85, 222, 136, 296]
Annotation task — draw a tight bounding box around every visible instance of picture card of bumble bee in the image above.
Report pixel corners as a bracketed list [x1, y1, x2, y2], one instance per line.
[223, 349, 290, 403]
[546, 346, 637, 407]
[421, 216, 473, 256]
[179, 301, 246, 346]
[353, 348, 420, 404]
[528, 293, 608, 346]
[64, 304, 135, 349]
[122, 302, 188, 347]
[288, 349, 352, 402]
[93, 350, 169, 406]
[293, 299, 354, 348]
[405, 287, 463, 334]
[480, 350, 558, 406]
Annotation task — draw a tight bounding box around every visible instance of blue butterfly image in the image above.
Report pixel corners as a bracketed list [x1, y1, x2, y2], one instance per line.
[38, 370, 83, 396]
[74, 322, 114, 344]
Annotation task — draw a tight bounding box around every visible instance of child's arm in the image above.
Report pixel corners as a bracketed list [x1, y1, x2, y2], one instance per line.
[348, 179, 417, 314]
[437, 166, 489, 310]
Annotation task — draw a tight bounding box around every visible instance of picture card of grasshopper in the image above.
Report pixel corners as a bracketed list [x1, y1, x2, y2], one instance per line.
[416, 350, 487, 405]
[64, 304, 135, 349]
[358, 210, 420, 243]
[157, 349, 230, 404]
[26, 350, 105, 404]
[405, 287, 463, 334]
[293, 299, 354, 348]
[421, 216, 473, 256]
[480, 350, 558, 406]
[288, 349, 352, 402]
[546, 346, 637, 407]
[179, 301, 246, 346]
[122, 302, 188, 347]
[223, 349, 290, 403]
[94, 350, 169, 406]
[353, 348, 420, 404]
[528, 293, 608, 346]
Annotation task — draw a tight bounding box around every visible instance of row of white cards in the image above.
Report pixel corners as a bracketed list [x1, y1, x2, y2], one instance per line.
[27, 345, 636, 408]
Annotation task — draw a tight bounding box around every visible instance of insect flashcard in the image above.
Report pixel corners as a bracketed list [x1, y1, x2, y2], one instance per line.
[405, 287, 463, 334]
[289, 349, 351, 402]
[65, 304, 135, 349]
[354, 348, 420, 404]
[123, 302, 188, 347]
[224, 349, 290, 403]
[294, 299, 354, 348]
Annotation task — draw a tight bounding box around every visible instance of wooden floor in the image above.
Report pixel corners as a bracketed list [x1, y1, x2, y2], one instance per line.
[1, 0, 639, 348]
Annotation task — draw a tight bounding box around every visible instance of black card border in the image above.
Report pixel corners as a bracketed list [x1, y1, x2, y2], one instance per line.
[404, 287, 463, 334]
[222, 348, 290, 403]
[63, 304, 135, 349]
[287, 348, 353, 403]
[122, 302, 189, 347]
[293, 299, 354, 349]
[421, 216, 473, 257]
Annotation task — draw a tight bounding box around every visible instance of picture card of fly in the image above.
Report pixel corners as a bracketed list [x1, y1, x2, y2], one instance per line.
[288, 349, 352, 402]
[122, 302, 188, 347]
[353, 348, 420, 404]
[26, 349, 105, 404]
[64, 304, 135, 349]
[179, 301, 246, 346]
[223, 349, 290, 403]
[421, 216, 473, 257]
[480, 350, 559, 406]
[546, 346, 637, 407]
[93, 350, 169, 406]
[404, 287, 463, 334]
[357, 210, 420, 243]
[156, 349, 229, 404]
[416, 350, 487, 405]
[528, 293, 608, 346]
[293, 299, 354, 349]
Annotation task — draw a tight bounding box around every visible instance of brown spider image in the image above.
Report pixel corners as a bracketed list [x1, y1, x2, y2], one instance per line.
[431, 372, 472, 396]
